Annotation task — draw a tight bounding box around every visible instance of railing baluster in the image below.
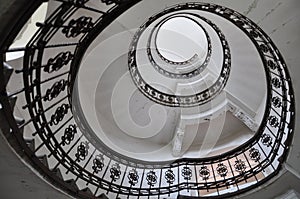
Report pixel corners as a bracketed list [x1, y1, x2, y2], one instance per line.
[33, 116, 73, 151]
[75, 148, 96, 182]
[0, 1, 295, 198]
[53, 134, 83, 170]
[210, 164, 219, 195]
[137, 169, 145, 199]
[19, 95, 69, 129]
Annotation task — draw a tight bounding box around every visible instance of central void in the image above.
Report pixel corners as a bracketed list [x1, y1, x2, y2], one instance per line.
[156, 16, 208, 63]
[76, 7, 266, 162]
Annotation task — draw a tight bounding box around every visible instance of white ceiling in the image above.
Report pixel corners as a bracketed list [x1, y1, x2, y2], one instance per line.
[1, 0, 300, 198]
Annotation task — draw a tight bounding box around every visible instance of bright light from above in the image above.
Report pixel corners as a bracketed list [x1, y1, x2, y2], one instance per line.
[156, 16, 208, 63]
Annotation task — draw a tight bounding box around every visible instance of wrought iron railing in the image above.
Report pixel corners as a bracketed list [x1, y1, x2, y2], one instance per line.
[129, 11, 230, 107]
[0, 1, 295, 199]
[146, 13, 212, 79]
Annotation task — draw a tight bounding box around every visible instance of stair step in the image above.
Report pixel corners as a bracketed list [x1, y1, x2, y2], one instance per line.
[52, 168, 64, 180]
[15, 116, 25, 126]
[65, 179, 79, 191]
[81, 187, 93, 196]
[98, 193, 109, 199]
[3, 62, 13, 86]
[24, 139, 35, 151]
[37, 155, 49, 168]
[8, 95, 17, 110]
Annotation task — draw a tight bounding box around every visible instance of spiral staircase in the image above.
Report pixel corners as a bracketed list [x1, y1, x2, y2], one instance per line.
[0, 0, 299, 199]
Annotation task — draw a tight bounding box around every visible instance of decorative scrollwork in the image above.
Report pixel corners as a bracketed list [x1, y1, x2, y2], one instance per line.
[61, 124, 77, 146]
[235, 19, 245, 28]
[44, 79, 68, 101]
[216, 163, 228, 177]
[234, 159, 246, 173]
[4, 1, 293, 198]
[249, 30, 259, 38]
[44, 52, 73, 73]
[249, 148, 261, 162]
[268, 116, 279, 127]
[147, 14, 212, 79]
[272, 77, 281, 88]
[181, 166, 192, 180]
[128, 7, 231, 107]
[92, 155, 104, 174]
[199, 166, 210, 180]
[62, 16, 94, 38]
[75, 141, 89, 162]
[146, 171, 157, 186]
[272, 96, 282, 108]
[49, 104, 69, 126]
[261, 133, 273, 147]
[110, 163, 121, 181]
[127, 169, 139, 186]
[165, 169, 175, 184]
[259, 43, 269, 53]
[268, 60, 277, 70]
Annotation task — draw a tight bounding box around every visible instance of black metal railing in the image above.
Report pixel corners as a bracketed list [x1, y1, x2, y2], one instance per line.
[146, 13, 212, 79]
[128, 11, 229, 107]
[0, 1, 295, 199]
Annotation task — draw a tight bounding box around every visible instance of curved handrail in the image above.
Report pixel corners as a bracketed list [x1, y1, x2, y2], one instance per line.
[0, 1, 295, 198]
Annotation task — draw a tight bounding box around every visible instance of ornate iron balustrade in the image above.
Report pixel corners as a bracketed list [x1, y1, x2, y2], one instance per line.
[0, 1, 295, 199]
[129, 10, 230, 107]
[146, 13, 212, 79]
